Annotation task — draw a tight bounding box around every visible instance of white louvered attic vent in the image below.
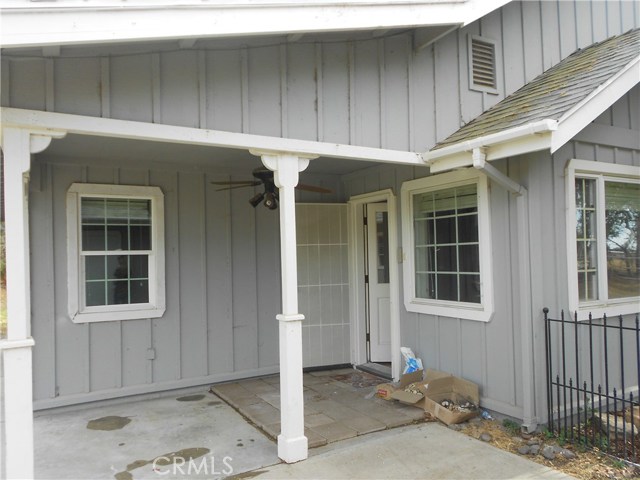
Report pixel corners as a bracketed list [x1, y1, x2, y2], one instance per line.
[469, 35, 498, 93]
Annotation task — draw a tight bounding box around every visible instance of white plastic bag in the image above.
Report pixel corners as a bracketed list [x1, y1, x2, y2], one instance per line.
[400, 347, 423, 374]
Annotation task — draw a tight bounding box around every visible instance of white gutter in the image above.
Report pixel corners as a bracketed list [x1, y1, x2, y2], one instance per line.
[473, 148, 537, 432]
[422, 119, 557, 165]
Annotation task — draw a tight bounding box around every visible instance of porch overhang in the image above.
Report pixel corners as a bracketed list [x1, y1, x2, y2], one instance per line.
[0, 0, 510, 49]
[0, 106, 425, 470]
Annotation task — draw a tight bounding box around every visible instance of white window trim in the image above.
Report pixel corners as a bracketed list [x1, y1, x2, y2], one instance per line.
[67, 183, 166, 323]
[400, 169, 494, 322]
[565, 159, 640, 320]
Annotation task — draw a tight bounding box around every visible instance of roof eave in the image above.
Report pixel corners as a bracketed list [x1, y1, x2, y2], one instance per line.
[0, 0, 510, 49]
[550, 55, 640, 153]
[422, 120, 557, 174]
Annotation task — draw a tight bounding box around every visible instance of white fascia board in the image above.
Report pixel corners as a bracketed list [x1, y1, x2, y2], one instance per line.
[1, 107, 425, 166]
[423, 119, 556, 173]
[0, 0, 507, 48]
[550, 56, 640, 153]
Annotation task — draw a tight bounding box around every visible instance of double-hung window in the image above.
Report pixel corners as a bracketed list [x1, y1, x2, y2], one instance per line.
[67, 183, 165, 323]
[401, 169, 493, 321]
[566, 160, 640, 318]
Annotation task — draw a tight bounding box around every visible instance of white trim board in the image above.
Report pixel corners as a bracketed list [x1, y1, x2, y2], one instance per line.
[347, 189, 401, 381]
[1, 107, 425, 167]
[0, 0, 510, 49]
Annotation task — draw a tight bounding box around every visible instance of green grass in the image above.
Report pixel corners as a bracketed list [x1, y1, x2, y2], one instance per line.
[502, 419, 521, 435]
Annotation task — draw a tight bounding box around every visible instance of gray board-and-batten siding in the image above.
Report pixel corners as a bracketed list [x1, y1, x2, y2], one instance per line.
[3, 1, 637, 151]
[29, 155, 349, 409]
[341, 86, 640, 421]
[2, 1, 638, 415]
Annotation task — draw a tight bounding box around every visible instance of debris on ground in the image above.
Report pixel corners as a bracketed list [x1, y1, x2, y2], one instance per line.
[452, 416, 640, 480]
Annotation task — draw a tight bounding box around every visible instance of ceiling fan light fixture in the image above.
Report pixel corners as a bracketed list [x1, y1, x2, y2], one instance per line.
[249, 192, 265, 207]
[263, 191, 278, 210]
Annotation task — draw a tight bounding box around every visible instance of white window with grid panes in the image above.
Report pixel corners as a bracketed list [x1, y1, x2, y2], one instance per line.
[401, 169, 494, 322]
[67, 183, 165, 323]
[566, 160, 640, 319]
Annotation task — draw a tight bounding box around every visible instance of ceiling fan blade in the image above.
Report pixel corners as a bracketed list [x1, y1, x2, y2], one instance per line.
[296, 183, 333, 194]
[214, 183, 262, 192]
[211, 180, 261, 186]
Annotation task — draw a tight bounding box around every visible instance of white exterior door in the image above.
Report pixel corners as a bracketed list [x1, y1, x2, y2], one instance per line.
[366, 203, 391, 362]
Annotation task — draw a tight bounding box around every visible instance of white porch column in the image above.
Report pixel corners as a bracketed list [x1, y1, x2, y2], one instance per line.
[1, 127, 63, 479]
[256, 151, 315, 463]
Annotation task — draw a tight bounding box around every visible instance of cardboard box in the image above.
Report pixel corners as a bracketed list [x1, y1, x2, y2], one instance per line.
[376, 370, 423, 401]
[419, 373, 480, 425]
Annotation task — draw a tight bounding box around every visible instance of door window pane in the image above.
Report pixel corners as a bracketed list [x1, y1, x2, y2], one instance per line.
[375, 211, 390, 284]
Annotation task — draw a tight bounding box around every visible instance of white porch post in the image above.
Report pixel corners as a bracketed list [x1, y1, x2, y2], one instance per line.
[256, 151, 315, 463]
[1, 127, 63, 479]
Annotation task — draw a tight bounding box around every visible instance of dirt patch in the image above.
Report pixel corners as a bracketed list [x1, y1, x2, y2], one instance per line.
[331, 371, 383, 388]
[457, 418, 639, 480]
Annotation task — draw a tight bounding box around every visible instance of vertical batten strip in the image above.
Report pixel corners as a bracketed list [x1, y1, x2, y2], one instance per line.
[378, 39, 386, 149]
[280, 44, 288, 138]
[348, 42, 356, 144]
[45, 59, 55, 112]
[241, 48, 249, 134]
[201, 174, 209, 375]
[151, 53, 161, 124]
[100, 57, 110, 118]
[175, 171, 183, 379]
[198, 50, 207, 129]
[407, 35, 415, 151]
[315, 43, 324, 142]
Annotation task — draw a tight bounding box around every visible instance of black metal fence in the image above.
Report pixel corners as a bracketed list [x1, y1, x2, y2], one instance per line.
[543, 308, 640, 463]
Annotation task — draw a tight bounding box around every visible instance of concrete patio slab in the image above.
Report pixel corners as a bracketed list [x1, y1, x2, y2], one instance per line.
[32, 376, 576, 480]
[34, 389, 280, 480]
[242, 423, 576, 480]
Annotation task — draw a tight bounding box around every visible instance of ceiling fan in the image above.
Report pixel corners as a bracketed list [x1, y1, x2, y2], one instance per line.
[211, 167, 332, 210]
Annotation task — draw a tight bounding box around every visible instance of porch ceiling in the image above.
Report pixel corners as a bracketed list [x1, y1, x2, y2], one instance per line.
[39, 133, 379, 176]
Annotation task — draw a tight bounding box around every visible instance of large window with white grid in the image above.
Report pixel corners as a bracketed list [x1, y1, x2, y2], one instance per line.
[401, 169, 494, 322]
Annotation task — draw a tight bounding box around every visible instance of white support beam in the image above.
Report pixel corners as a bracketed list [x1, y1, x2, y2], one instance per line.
[2, 107, 425, 166]
[0, 126, 63, 480]
[257, 151, 314, 464]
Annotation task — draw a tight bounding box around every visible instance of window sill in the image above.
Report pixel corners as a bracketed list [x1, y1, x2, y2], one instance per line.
[405, 299, 493, 322]
[571, 300, 640, 321]
[70, 306, 166, 323]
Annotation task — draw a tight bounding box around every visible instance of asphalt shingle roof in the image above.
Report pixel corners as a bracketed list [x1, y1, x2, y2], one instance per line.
[432, 28, 640, 151]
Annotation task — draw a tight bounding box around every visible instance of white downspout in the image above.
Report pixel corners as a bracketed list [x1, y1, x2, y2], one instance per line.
[472, 148, 537, 432]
